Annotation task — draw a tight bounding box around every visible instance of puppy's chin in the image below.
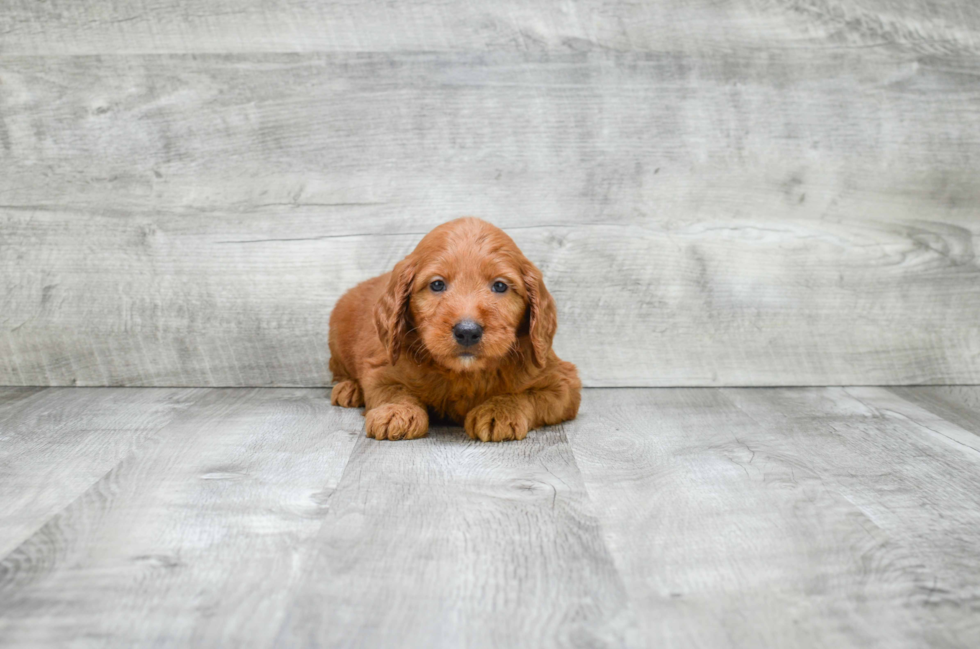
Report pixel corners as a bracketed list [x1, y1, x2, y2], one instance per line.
[443, 353, 486, 373]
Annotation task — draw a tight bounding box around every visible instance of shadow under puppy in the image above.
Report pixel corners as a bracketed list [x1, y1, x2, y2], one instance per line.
[328, 217, 581, 442]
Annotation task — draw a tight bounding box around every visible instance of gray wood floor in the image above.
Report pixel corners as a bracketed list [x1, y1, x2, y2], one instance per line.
[1, 386, 978, 648]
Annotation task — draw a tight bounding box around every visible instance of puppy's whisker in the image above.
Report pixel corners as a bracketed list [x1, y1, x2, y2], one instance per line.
[407, 337, 429, 365]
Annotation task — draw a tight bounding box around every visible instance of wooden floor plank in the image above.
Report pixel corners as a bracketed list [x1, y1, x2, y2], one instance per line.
[0, 387, 48, 412]
[723, 387, 980, 647]
[2, 387, 978, 647]
[276, 423, 641, 648]
[0, 388, 360, 648]
[0, 387, 202, 558]
[567, 388, 979, 648]
[887, 387, 980, 438]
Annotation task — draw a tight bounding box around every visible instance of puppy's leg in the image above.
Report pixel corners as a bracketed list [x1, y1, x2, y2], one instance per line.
[465, 361, 581, 442]
[363, 383, 429, 441]
[329, 354, 364, 407]
[465, 395, 534, 442]
[331, 380, 364, 408]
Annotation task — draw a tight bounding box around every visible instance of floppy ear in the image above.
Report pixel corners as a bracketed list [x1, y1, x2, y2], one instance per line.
[374, 256, 416, 365]
[522, 260, 558, 368]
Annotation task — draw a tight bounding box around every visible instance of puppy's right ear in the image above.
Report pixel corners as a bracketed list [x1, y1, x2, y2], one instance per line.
[374, 256, 416, 365]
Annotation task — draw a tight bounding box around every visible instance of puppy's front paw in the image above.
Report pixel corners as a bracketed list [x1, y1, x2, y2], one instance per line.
[331, 380, 364, 408]
[465, 398, 530, 442]
[365, 404, 428, 441]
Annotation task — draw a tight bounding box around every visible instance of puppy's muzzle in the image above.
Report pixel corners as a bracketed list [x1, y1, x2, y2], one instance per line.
[452, 320, 483, 347]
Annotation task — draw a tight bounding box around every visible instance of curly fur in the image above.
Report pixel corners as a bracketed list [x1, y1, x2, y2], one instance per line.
[328, 217, 581, 442]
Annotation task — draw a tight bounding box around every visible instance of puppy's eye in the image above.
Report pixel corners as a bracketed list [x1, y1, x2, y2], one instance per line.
[491, 281, 508, 293]
[429, 279, 446, 293]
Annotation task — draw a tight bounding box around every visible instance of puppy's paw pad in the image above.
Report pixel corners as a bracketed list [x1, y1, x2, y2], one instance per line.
[331, 380, 364, 408]
[366, 404, 428, 441]
[465, 401, 530, 442]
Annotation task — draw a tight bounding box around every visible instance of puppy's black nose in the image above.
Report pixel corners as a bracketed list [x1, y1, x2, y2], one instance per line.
[453, 320, 483, 347]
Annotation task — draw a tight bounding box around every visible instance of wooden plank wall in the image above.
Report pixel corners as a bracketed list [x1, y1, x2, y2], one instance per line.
[1, 1, 979, 387]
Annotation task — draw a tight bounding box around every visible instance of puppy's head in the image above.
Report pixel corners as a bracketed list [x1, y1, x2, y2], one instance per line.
[374, 217, 557, 372]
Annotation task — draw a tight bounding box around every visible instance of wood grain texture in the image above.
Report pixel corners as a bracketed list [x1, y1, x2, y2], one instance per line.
[277, 424, 641, 648]
[724, 387, 980, 645]
[0, 388, 361, 647]
[568, 387, 980, 647]
[888, 387, 980, 436]
[0, 387, 201, 557]
[0, 388, 639, 648]
[2, 50, 979, 387]
[1, 387, 979, 646]
[1, 0, 978, 54]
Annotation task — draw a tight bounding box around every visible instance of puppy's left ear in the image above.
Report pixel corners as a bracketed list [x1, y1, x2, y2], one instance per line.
[374, 256, 417, 365]
[522, 260, 558, 368]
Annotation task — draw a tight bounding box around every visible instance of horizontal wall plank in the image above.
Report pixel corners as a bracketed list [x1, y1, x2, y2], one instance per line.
[2, 51, 979, 386]
[1, 0, 978, 55]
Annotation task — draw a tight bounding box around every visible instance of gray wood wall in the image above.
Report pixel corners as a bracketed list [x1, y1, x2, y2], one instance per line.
[1, 1, 979, 387]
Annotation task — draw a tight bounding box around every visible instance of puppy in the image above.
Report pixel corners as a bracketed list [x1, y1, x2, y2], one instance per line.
[328, 217, 581, 442]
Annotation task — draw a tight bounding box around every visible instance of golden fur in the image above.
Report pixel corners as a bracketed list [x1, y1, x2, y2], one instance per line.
[328, 217, 581, 442]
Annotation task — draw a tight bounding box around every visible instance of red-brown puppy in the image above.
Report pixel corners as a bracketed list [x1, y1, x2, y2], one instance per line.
[328, 217, 580, 442]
